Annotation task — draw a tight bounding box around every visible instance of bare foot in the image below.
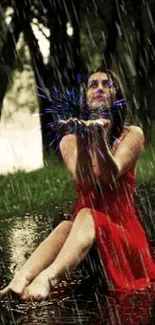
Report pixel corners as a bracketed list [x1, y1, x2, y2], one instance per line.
[10, 271, 31, 295]
[21, 271, 51, 301]
[0, 271, 31, 297]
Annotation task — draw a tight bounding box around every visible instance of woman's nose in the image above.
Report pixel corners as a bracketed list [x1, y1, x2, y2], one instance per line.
[95, 84, 104, 94]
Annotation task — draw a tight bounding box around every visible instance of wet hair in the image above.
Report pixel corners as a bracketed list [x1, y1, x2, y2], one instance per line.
[80, 67, 130, 148]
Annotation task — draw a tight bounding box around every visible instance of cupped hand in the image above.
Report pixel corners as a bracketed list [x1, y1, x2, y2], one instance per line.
[84, 118, 111, 137]
[58, 117, 111, 137]
[58, 118, 85, 134]
[85, 118, 111, 128]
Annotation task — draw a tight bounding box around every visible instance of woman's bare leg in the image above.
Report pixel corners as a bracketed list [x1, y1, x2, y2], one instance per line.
[0, 220, 73, 296]
[21, 208, 95, 300]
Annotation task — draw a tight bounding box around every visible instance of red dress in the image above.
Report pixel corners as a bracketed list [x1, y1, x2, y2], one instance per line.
[71, 168, 155, 294]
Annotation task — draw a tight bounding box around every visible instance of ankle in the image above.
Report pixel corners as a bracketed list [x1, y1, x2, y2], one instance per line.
[43, 266, 60, 287]
[14, 268, 32, 284]
[48, 276, 59, 287]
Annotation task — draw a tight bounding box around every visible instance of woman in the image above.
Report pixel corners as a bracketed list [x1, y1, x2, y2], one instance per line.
[1, 68, 155, 302]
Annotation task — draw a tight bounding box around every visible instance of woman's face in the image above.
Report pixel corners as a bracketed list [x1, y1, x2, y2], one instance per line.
[86, 72, 116, 113]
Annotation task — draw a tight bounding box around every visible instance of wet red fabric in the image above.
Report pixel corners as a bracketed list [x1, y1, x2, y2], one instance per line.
[71, 168, 155, 296]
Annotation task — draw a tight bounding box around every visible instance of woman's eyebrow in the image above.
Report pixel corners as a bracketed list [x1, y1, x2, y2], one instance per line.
[89, 78, 110, 82]
[88, 79, 110, 85]
[88, 79, 98, 83]
[102, 79, 110, 83]
[87, 80, 98, 86]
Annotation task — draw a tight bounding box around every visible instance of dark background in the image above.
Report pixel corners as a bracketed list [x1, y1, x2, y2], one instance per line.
[0, 0, 155, 159]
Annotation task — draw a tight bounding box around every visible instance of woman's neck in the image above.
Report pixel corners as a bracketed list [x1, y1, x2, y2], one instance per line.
[87, 106, 112, 121]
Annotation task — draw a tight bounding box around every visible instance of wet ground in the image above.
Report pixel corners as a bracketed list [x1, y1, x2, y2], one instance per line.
[0, 211, 155, 325]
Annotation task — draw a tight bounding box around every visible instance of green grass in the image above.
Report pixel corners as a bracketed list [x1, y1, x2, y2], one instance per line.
[0, 156, 76, 218]
[0, 144, 155, 218]
[136, 144, 155, 184]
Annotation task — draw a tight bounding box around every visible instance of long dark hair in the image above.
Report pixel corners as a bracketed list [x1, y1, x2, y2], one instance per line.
[80, 67, 130, 148]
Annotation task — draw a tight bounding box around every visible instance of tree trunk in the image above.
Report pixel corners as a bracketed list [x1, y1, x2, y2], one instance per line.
[0, 10, 22, 117]
[23, 20, 59, 161]
[46, 0, 70, 88]
[131, 0, 155, 143]
[68, 0, 81, 85]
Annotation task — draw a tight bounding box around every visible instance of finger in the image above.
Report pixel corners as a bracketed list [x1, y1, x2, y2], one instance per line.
[96, 120, 104, 126]
[58, 119, 67, 126]
[100, 119, 111, 127]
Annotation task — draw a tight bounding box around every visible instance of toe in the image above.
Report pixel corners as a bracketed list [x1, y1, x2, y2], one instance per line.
[20, 288, 30, 301]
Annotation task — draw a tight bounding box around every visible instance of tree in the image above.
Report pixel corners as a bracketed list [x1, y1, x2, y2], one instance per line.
[0, 0, 81, 160]
[0, 1, 23, 117]
[1, 0, 155, 155]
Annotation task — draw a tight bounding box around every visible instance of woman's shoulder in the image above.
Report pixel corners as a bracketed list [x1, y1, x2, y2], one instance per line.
[124, 124, 144, 135]
[112, 124, 145, 154]
[125, 125, 145, 147]
[120, 125, 145, 142]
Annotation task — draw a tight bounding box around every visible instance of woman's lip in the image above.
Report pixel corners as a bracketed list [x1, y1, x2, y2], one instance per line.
[93, 96, 106, 100]
[95, 98, 105, 102]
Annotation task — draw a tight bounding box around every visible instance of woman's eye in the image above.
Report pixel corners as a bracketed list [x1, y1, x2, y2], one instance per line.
[88, 81, 98, 88]
[103, 81, 114, 88]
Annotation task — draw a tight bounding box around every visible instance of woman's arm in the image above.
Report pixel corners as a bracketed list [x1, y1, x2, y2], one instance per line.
[59, 133, 95, 186]
[90, 134, 119, 183]
[90, 125, 145, 183]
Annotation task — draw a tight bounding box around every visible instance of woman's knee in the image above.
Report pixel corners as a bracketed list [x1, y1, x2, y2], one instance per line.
[76, 208, 95, 227]
[60, 220, 73, 227]
[53, 220, 73, 237]
[59, 220, 73, 231]
[76, 208, 92, 220]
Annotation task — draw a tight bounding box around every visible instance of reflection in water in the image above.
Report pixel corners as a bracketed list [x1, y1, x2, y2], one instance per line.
[7, 216, 38, 273]
[0, 213, 155, 325]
